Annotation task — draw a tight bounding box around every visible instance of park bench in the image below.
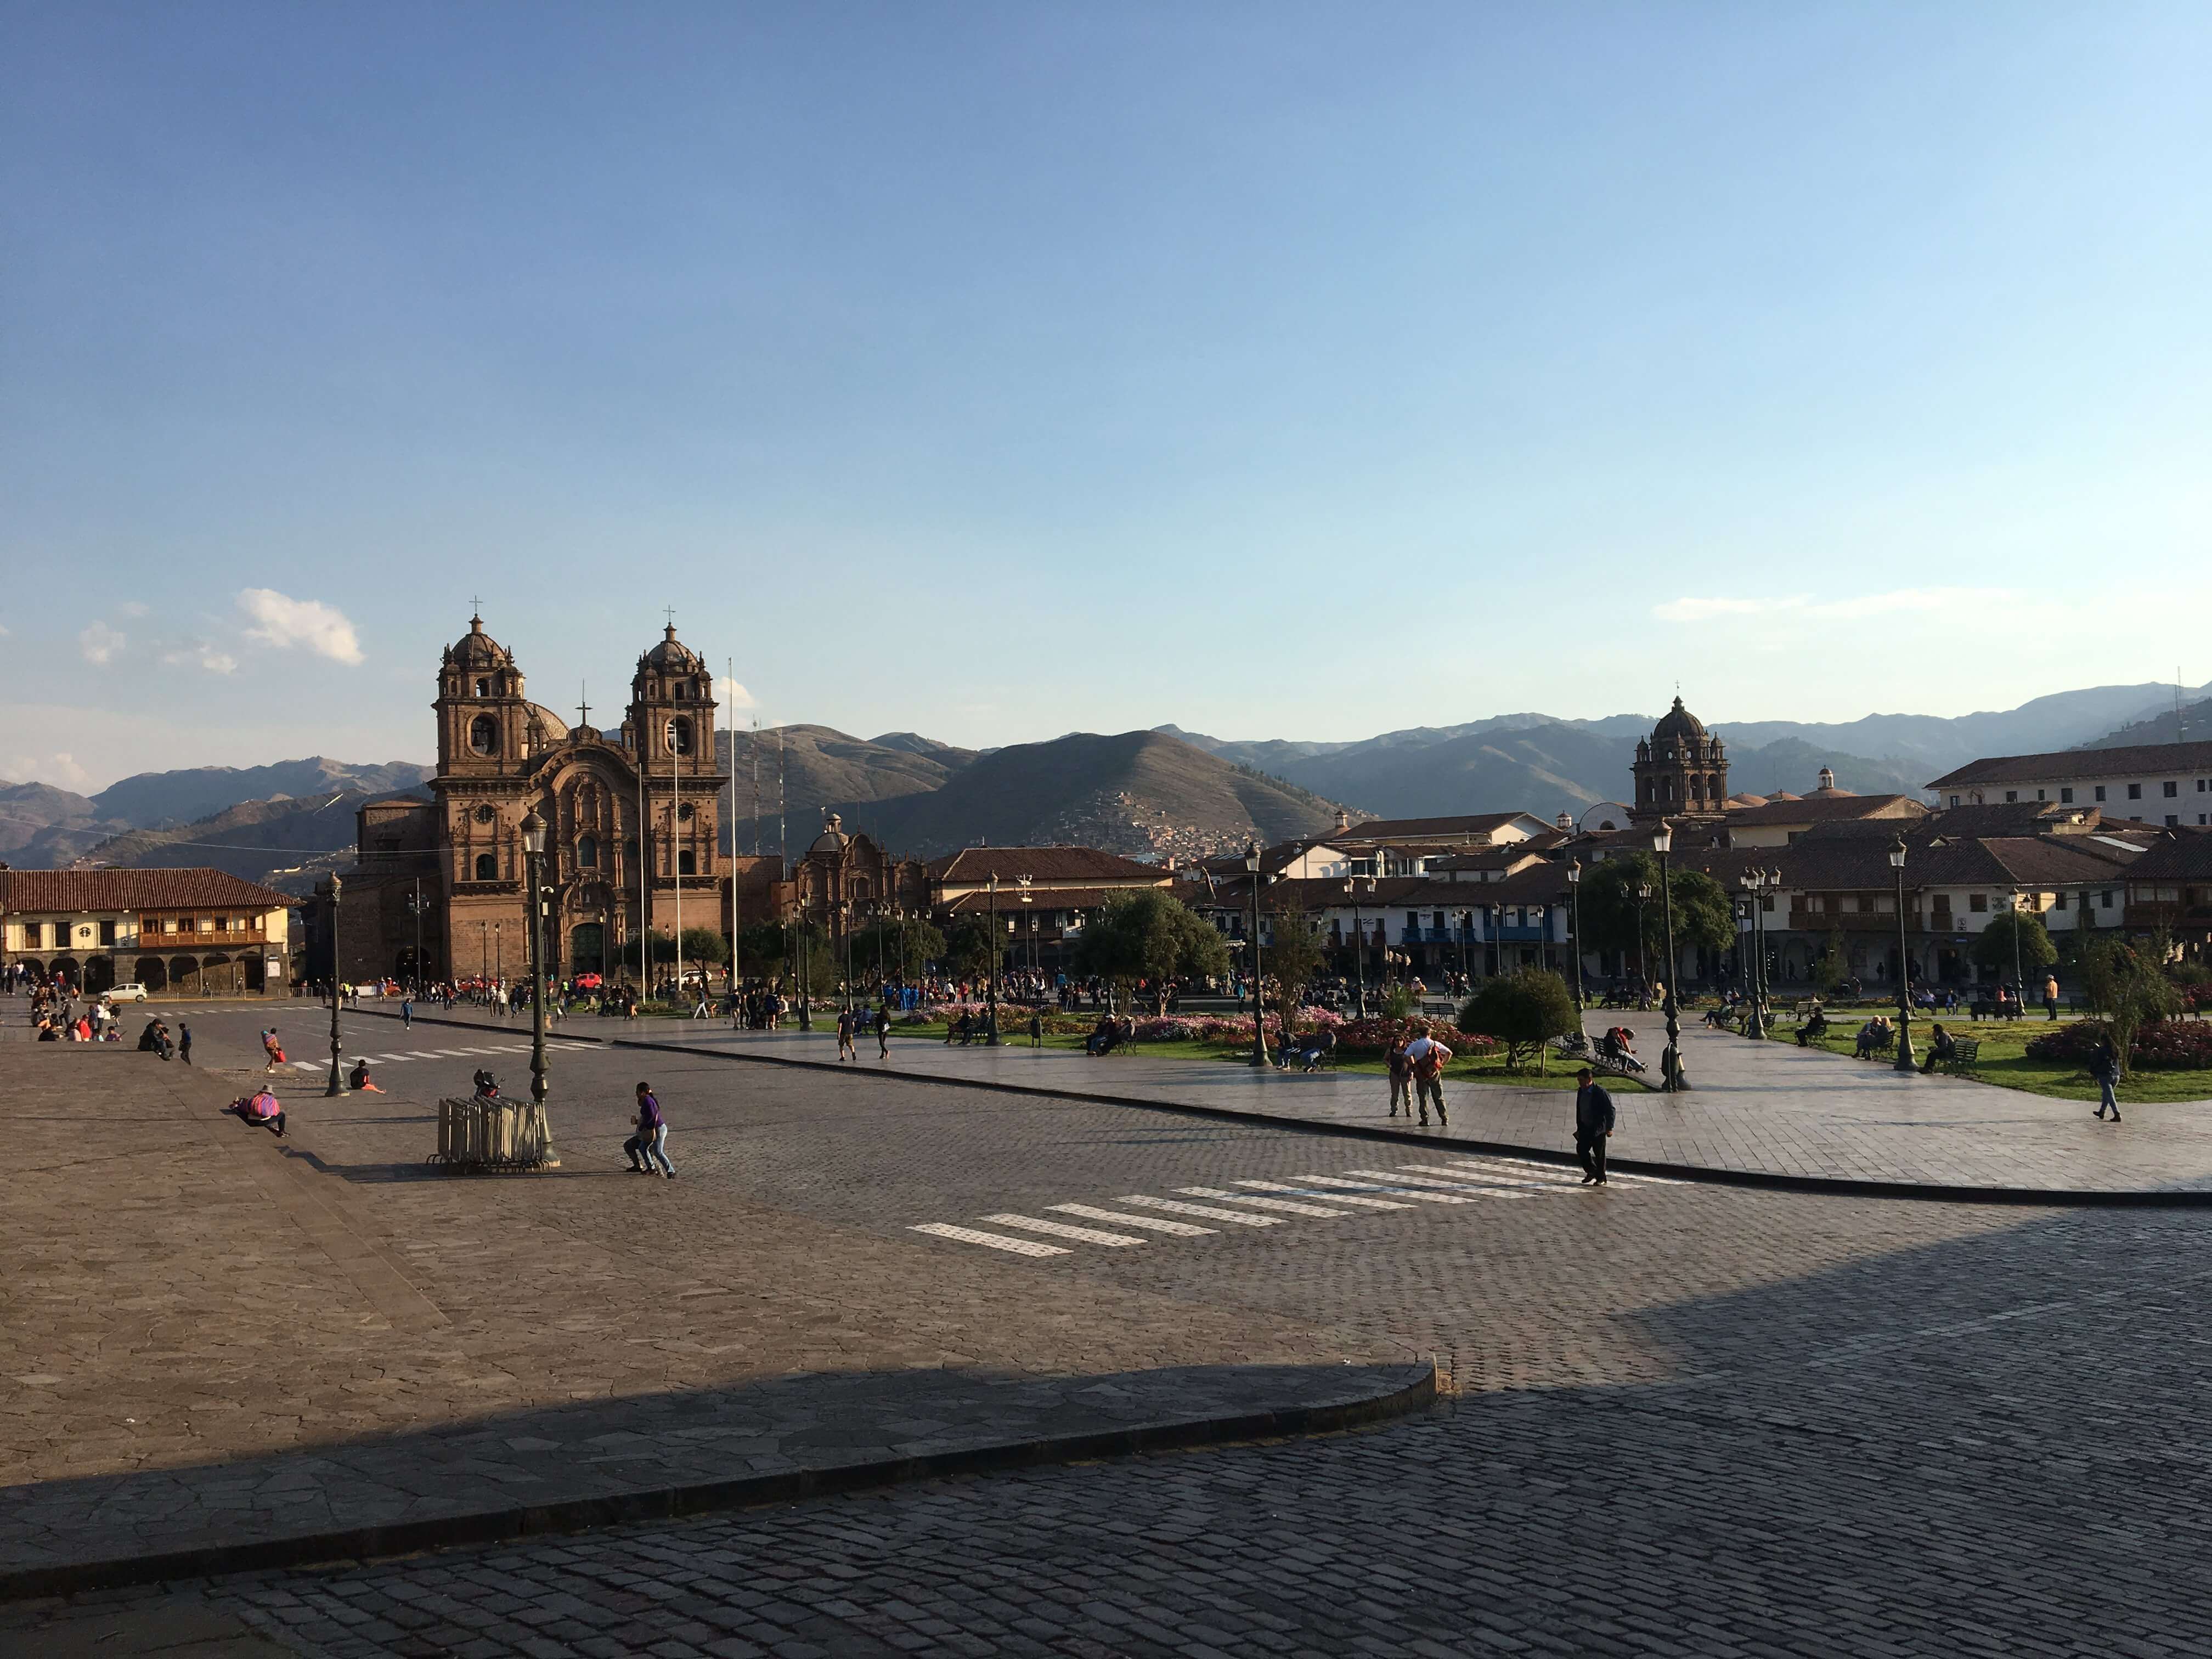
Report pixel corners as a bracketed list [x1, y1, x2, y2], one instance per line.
[1550, 1032, 1640, 1079]
[1853, 1025, 1895, 1059]
[1936, 1037, 1981, 1076]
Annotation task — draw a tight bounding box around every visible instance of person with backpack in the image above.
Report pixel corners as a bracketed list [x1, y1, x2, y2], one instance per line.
[1386, 1038, 1413, 1119]
[1405, 1032, 1452, 1127]
[626, 1082, 675, 1177]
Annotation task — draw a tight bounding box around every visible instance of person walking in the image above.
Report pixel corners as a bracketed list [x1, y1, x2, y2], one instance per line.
[2091, 1037, 2122, 1123]
[178, 1020, 193, 1065]
[400, 992, 413, 1029]
[1573, 1065, 1615, 1185]
[836, 1005, 856, 1062]
[262, 1028, 284, 1073]
[876, 1002, 891, 1059]
[626, 1082, 675, 1176]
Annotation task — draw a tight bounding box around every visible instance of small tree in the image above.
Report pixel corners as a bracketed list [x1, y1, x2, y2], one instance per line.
[1459, 969, 1578, 1074]
[1075, 889, 1231, 1015]
[737, 921, 788, 974]
[1812, 928, 1848, 996]
[855, 915, 945, 983]
[678, 927, 728, 992]
[1578, 853, 1734, 981]
[1262, 906, 1326, 1023]
[1971, 909, 2058, 981]
[2080, 933, 2181, 1077]
[944, 916, 997, 985]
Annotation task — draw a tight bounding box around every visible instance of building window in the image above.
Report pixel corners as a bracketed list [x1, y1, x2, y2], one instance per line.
[2099, 891, 2113, 910]
[2005, 791, 2017, 803]
[2054, 892, 2069, 910]
[469, 715, 499, 756]
[2163, 781, 2179, 797]
[475, 853, 498, 881]
[1759, 895, 1774, 912]
[1968, 894, 1987, 912]
[2060, 788, 2074, 804]
[2128, 783, 2142, 800]
[2094, 786, 2107, 802]
[678, 850, 697, 875]
[674, 682, 689, 701]
[98, 920, 115, 946]
[2167, 815, 2180, 827]
[666, 716, 694, 757]
[578, 834, 599, 868]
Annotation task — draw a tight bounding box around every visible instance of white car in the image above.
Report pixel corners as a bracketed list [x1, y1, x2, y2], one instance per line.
[106, 983, 150, 1003]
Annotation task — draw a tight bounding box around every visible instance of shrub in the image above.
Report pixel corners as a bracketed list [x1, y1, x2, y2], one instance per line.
[1458, 970, 1579, 1072]
[2027, 1017, 2212, 1072]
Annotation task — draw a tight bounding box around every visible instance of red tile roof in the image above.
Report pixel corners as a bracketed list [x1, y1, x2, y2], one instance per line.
[1927, 741, 2212, 791]
[924, 846, 1167, 884]
[0, 868, 296, 913]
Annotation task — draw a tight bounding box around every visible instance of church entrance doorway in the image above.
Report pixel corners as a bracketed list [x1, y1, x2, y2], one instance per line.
[570, 923, 605, 976]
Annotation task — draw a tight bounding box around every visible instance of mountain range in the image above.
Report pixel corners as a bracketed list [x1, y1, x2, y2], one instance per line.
[4, 679, 2204, 888]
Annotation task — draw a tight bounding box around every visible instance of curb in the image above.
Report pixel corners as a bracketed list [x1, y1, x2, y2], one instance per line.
[0, 1362, 1436, 1601]
[344, 1005, 2212, 1208]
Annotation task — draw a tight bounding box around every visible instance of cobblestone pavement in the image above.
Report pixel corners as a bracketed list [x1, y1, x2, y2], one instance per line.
[14, 1192, 2210, 1655]
[324, 995, 2212, 1193]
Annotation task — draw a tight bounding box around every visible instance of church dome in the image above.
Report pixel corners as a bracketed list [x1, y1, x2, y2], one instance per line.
[449, 613, 509, 669]
[1651, 696, 1707, 748]
[809, 810, 851, 855]
[641, 624, 701, 673]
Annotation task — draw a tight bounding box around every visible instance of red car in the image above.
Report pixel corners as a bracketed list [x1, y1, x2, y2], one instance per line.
[574, 972, 603, 990]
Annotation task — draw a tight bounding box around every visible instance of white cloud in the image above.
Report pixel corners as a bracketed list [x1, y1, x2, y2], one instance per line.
[1654, 586, 2023, 624]
[716, 675, 757, 710]
[0, 619, 12, 636]
[9, 751, 91, 790]
[118, 600, 150, 618]
[163, 640, 240, 675]
[238, 588, 363, 664]
[78, 622, 125, 665]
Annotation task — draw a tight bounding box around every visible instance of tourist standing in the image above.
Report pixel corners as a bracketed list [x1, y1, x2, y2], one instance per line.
[400, 992, 413, 1029]
[2043, 973, 2059, 1020]
[1386, 1038, 1413, 1120]
[1573, 1066, 1614, 1184]
[178, 1021, 193, 1065]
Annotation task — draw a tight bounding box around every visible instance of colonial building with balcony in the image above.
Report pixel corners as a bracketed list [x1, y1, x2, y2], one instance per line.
[0, 867, 293, 997]
[1928, 741, 2212, 827]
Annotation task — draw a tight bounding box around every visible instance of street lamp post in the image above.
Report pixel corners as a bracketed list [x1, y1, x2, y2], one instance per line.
[1341, 878, 1374, 1018]
[984, 873, 1001, 1045]
[1019, 875, 1034, 983]
[1566, 861, 1585, 1013]
[1739, 872, 1767, 1040]
[519, 810, 559, 1164]
[2009, 889, 2025, 1007]
[407, 879, 425, 994]
[1655, 820, 1688, 1092]
[323, 876, 346, 1097]
[1634, 883, 1651, 995]
[1890, 838, 1916, 1073]
[1245, 840, 1269, 1068]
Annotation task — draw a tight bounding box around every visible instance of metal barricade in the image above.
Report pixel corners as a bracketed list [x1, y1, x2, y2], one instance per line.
[432, 1094, 558, 1171]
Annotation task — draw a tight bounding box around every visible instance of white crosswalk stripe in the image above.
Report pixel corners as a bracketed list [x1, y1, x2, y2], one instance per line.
[1115, 1194, 1282, 1226]
[1235, 1178, 1414, 1210]
[1048, 1204, 1215, 1237]
[909, 1222, 1069, 1257]
[981, 1214, 1147, 1247]
[1177, 1186, 1346, 1218]
[1301, 1173, 1475, 1205]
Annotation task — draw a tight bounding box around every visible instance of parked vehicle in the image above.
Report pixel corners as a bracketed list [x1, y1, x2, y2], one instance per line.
[107, 982, 150, 1003]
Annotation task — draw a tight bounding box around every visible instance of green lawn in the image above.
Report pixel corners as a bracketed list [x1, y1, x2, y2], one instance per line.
[1762, 1014, 2212, 1104]
[889, 1023, 1648, 1091]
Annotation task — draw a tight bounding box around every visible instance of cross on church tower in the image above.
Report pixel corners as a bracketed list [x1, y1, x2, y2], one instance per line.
[470, 595, 483, 621]
[576, 681, 591, 728]
[663, 606, 676, 630]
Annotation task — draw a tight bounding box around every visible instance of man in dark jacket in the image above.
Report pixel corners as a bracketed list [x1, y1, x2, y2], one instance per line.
[1573, 1066, 1615, 1186]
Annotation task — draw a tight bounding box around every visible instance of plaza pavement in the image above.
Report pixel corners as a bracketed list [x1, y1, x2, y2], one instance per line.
[11, 1012, 2212, 1656]
[342, 998, 2212, 1195]
[0, 1042, 1425, 1594]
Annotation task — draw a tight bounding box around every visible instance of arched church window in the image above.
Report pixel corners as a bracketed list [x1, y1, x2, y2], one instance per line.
[578, 835, 599, 868]
[674, 682, 689, 701]
[473, 677, 490, 697]
[666, 716, 694, 757]
[469, 715, 499, 756]
[474, 853, 497, 881]
[678, 850, 697, 876]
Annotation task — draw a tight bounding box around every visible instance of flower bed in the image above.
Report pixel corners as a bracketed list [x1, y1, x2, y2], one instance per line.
[2025, 1018, 2212, 1071]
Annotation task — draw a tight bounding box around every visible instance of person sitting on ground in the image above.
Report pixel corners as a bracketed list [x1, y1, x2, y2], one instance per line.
[225, 1087, 286, 1137]
[1298, 1026, 1337, 1072]
[348, 1058, 383, 1092]
[1918, 1023, 1955, 1074]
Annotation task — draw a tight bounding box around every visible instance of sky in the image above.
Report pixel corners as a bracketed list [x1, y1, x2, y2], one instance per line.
[4, 2, 2209, 794]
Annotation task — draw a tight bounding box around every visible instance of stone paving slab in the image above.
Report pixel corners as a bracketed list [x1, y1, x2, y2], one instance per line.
[0, 1047, 1423, 1592]
[357, 1001, 2212, 1195]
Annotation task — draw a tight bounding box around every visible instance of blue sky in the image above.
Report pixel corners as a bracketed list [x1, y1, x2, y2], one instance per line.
[4, 3, 2208, 792]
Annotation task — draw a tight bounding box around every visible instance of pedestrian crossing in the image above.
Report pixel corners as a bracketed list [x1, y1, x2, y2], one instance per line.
[281, 1040, 595, 1075]
[909, 1155, 1685, 1260]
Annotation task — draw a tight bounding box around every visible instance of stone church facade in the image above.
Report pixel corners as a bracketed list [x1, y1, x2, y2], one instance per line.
[340, 613, 727, 985]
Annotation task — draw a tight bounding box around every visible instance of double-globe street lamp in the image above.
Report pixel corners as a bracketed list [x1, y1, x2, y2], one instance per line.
[1891, 838, 1917, 1073]
[1654, 819, 1688, 1092]
[1738, 869, 1768, 1040]
[1341, 876, 1375, 1018]
[984, 872, 1002, 1046]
